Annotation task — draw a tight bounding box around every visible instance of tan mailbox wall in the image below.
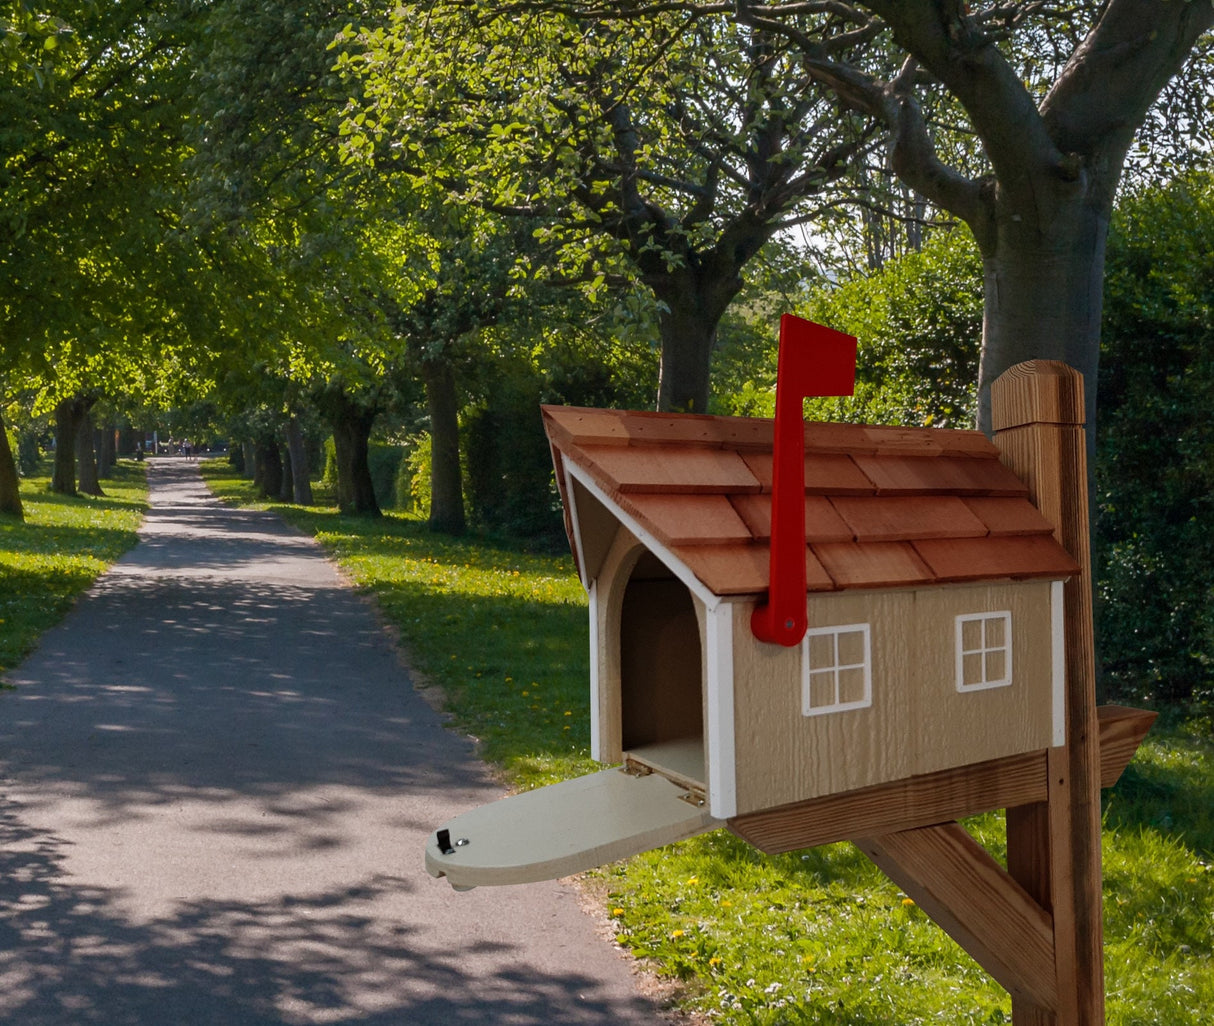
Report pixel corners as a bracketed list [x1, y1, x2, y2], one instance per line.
[729, 580, 1061, 816]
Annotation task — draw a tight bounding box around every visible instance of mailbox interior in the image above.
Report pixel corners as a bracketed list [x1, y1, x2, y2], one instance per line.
[616, 550, 706, 793]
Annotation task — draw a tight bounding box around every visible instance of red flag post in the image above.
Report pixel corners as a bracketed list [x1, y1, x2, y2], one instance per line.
[750, 315, 857, 647]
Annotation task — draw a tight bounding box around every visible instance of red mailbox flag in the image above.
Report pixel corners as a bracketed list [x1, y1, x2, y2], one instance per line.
[751, 315, 857, 647]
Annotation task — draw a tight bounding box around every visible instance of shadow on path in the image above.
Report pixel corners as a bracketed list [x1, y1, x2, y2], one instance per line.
[0, 460, 661, 1025]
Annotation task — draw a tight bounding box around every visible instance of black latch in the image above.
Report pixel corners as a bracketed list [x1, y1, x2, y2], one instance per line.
[436, 828, 455, 855]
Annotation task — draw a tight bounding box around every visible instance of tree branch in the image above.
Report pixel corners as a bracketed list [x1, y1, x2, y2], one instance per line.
[1042, 0, 1214, 161]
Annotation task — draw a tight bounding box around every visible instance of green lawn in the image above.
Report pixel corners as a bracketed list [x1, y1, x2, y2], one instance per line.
[0, 461, 147, 677]
[202, 458, 1214, 1025]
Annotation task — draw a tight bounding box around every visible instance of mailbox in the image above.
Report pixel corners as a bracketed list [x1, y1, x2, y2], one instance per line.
[426, 320, 1080, 889]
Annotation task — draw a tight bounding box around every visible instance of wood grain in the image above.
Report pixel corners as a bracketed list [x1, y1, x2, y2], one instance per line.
[617, 492, 754, 546]
[993, 360, 1104, 1026]
[856, 822, 1058, 1011]
[829, 494, 988, 542]
[726, 705, 1153, 854]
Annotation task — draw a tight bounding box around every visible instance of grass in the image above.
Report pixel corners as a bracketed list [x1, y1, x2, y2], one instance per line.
[202, 458, 1214, 1025]
[0, 460, 148, 677]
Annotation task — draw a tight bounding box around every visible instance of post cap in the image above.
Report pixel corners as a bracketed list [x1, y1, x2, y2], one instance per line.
[990, 360, 1085, 432]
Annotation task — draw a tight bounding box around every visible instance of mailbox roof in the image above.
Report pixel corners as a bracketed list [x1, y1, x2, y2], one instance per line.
[543, 406, 1080, 596]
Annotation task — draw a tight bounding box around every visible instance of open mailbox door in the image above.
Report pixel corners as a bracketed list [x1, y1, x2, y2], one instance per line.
[425, 766, 720, 890]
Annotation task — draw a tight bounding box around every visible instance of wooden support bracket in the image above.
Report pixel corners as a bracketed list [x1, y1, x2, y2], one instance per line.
[727, 704, 1154, 854]
[855, 822, 1058, 1011]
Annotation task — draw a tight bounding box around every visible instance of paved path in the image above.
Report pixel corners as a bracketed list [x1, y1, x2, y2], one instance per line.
[0, 459, 665, 1025]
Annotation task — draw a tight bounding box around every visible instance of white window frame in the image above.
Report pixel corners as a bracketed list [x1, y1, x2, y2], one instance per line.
[955, 611, 1013, 692]
[801, 622, 872, 717]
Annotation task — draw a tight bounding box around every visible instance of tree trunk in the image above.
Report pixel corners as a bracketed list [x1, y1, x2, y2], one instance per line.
[422, 357, 465, 534]
[285, 415, 314, 505]
[974, 191, 1110, 453]
[52, 396, 92, 495]
[0, 407, 24, 520]
[322, 392, 380, 517]
[278, 441, 294, 501]
[76, 412, 104, 497]
[97, 424, 116, 478]
[650, 262, 746, 413]
[254, 440, 283, 500]
[243, 441, 257, 481]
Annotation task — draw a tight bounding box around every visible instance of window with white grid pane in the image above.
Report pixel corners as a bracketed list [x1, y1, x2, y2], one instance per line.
[955, 611, 1013, 691]
[801, 623, 872, 717]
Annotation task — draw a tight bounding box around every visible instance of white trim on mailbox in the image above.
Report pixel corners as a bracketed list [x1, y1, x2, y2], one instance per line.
[1051, 579, 1066, 748]
[706, 602, 738, 819]
[588, 579, 602, 763]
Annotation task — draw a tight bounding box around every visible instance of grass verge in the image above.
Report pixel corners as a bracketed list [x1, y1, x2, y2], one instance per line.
[0, 460, 148, 677]
[201, 458, 1213, 1026]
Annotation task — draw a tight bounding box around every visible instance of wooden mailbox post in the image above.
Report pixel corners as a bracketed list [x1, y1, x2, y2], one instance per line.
[425, 319, 1153, 1024]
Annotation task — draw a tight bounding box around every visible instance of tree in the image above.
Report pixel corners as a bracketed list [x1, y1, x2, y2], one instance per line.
[729, 0, 1214, 437]
[1096, 172, 1214, 712]
[803, 228, 983, 428]
[459, 1, 1213, 440]
[186, 0, 423, 516]
[337, 6, 883, 411]
[1, 1, 254, 502]
[0, 404, 21, 518]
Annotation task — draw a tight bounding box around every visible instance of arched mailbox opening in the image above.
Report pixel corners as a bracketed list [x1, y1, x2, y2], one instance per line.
[618, 551, 706, 794]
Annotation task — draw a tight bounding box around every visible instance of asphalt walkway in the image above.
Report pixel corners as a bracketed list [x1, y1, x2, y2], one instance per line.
[0, 459, 666, 1025]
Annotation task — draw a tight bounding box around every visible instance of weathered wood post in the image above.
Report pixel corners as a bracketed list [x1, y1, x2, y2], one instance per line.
[992, 361, 1103, 1026]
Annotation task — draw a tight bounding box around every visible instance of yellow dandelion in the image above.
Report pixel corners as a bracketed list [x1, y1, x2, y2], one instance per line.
[902, 897, 916, 907]
[686, 875, 699, 885]
[719, 899, 732, 908]
[612, 907, 624, 916]
[670, 929, 685, 939]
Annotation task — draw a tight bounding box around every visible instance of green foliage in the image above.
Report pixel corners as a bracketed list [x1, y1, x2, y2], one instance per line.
[460, 327, 655, 543]
[1096, 173, 1214, 711]
[1, 1, 234, 414]
[800, 228, 984, 428]
[367, 442, 406, 511]
[320, 436, 339, 492]
[0, 461, 146, 675]
[401, 434, 431, 516]
[333, 4, 882, 411]
[464, 392, 562, 543]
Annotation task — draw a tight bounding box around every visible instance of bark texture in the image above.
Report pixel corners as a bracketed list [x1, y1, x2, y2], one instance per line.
[76, 412, 104, 497]
[0, 409, 24, 520]
[650, 261, 747, 413]
[285, 416, 314, 505]
[422, 358, 465, 534]
[321, 390, 380, 517]
[52, 396, 94, 496]
[254, 440, 283, 500]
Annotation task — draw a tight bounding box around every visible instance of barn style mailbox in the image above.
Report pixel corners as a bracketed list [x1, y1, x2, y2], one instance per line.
[426, 318, 1085, 891]
[427, 316, 1160, 1024]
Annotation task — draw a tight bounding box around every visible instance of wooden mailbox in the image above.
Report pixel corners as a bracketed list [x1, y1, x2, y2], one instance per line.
[426, 323, 1156, 1023]
[427, 322, 1101, 880]
[541, 401, 1079, 820]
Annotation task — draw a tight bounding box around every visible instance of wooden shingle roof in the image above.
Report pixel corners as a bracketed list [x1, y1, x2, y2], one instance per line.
[543, 405, 1081, 597]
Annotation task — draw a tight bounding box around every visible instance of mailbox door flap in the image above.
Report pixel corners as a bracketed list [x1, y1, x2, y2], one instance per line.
[426, 767, 719, 889]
